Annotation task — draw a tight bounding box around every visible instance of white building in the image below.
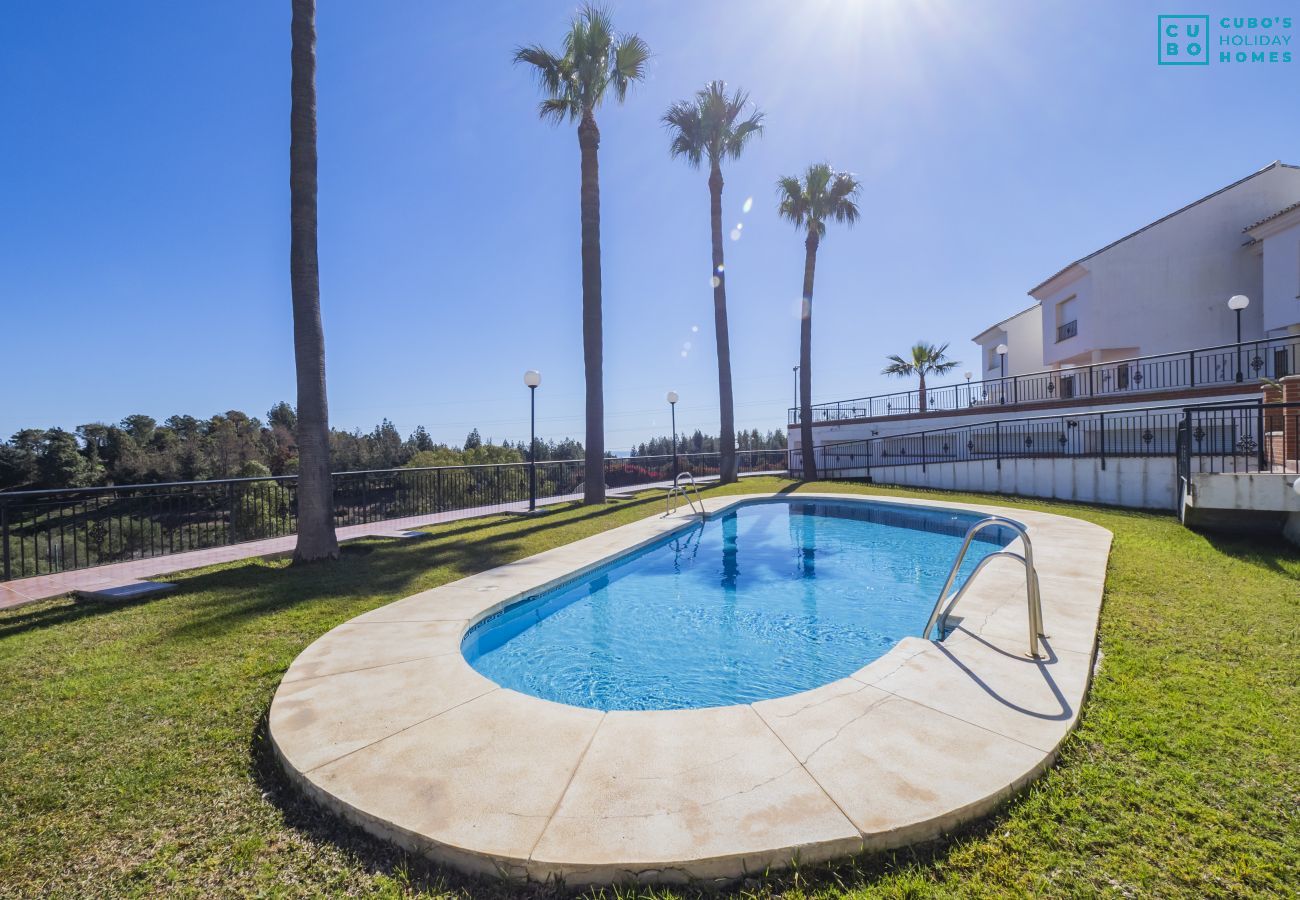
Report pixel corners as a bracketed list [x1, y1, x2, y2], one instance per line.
[972, 304, 1042, 380]
[788, 162, 1300, 541]
[794, 161, 1300, 447]
[996, 160, 1300, 373]
[1244, 200, 1300, 341]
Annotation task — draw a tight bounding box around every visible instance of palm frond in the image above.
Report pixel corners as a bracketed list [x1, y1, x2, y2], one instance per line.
[662, 99, 705, 167]
[725, 112, 764, 160]
[517, 4, 648, 124]
[805, 163, 832, 201]
[890, 341, 960, 376]
[513, 44, 566, 94]
[775, 174, 808, 228]
[881, 355, 915, 377]
[826, 172, 861, 226]
[538, 95, 579, 124]
[611, 34, 650, 100]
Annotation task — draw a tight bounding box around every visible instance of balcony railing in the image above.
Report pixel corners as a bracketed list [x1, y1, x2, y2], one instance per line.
[0, 450, 789, 582]
[790, 400, 1297, 479]
[1056, 319, 1078, 342]
[790, 334, 1299, 426]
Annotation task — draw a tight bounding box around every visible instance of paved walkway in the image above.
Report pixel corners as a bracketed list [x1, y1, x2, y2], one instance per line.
[0, 473, 759, 611]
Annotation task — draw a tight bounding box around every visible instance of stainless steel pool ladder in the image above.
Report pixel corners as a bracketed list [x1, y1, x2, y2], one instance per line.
[921, 516, 1045, 659]
[665, 471, 706, 518]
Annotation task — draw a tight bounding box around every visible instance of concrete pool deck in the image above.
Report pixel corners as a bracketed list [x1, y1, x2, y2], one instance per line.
[269, 492, 1112, 885]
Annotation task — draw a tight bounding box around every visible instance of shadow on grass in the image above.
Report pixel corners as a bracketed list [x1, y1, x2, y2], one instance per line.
[417, 491, 661, 544]
[164, 491, 675, 643]
[162, 538, 522, 643]
[1198, 528, 1300, 576]
[0, 596, 127, 640]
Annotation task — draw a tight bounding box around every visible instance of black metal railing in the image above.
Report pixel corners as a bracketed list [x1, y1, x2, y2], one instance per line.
[788, 401, 1296, 478]
[1178, 402, 1299, 477]
[1056, 320, 1078, 342]
[790, 334, 1299, 425]
[0, 449, 789, 582]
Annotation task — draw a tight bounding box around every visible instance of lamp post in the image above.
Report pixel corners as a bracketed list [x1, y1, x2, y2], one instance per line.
[524, 370, 541, 510]
[964, 371, 972, 407]
[792, 365, 799, 412]
[1228, 294, 1249, 382]
[667, 391, 679, 479]
[996, 344, 1008, 404]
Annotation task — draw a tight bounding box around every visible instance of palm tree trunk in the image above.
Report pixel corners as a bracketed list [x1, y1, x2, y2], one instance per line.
[289, 0, 338, 562]
[709, 163, 737, 485]
[799, 232, 819, 480]
[577, 111, 605, 505]
[918, 371, 927, 413]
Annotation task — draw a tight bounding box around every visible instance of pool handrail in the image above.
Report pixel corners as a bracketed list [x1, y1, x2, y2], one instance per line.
[921, 516, 1045, 658]
[665, 471, 706, 518]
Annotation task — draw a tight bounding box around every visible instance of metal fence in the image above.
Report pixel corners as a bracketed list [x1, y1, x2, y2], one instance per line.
[1177, 402, 1299, 478]
[0, 449, 788, 581]
[790, 401, 1294, 478]
[791, 334, 1299, 425]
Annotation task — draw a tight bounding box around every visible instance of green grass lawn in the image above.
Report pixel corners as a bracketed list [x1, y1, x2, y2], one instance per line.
[1, 477, 1296, 898]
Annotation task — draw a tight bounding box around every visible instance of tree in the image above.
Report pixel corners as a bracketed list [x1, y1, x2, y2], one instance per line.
[515, 4, 649, 505]
[369, 419, 405, 468]
[776, 163, 861, 479]
[37, 429, 97, 488]
[463, 428, 483, 451]
[0, 430, 42, 489]
[289, 0, 338, 562]
[267, 401, 297, 433]
[120, 414, 157, 445]
[410, 425, 434, 452]
[881, 342, 960, 413]
[663, 81, 764, 485]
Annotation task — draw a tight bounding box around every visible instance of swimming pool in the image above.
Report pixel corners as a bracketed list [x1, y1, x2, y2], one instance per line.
[462, 498, 1016, 710]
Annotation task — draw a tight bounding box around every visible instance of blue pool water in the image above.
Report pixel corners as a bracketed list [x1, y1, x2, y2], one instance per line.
[461, 499, 1015, 710]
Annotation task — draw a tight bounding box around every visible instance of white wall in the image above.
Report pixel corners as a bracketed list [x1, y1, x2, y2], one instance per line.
[1033, 164, 1300, 364]
[1038, 271, 1095, 367]
[973, 305, 1044, 379]
[823, 457, 1178, 510]
[1188, 472, 1300, 513]
[1258, 217, 1300, 336]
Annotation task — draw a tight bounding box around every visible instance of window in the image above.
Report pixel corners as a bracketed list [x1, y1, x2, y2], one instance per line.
[988, 347, 1000, 370]
[1056, 296, 1078, 343]
[1116, 363, 1130, 390]
[1060, 375, 1075, 399]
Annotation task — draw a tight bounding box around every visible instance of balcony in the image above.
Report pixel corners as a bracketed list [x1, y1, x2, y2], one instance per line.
[789, 334, 1299, 426]
[1056, 319, 1078, 342]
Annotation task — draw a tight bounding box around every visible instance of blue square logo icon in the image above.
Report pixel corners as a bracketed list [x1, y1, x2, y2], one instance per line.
[1159, 15, 1210, 64]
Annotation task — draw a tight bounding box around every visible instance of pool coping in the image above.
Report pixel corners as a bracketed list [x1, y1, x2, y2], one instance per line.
[269, 492, 1113, 886]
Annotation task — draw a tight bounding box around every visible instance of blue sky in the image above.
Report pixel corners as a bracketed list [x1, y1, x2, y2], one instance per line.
[2, 1, 1297, 449]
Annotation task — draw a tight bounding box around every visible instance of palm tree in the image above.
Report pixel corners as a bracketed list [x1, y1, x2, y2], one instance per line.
[289, 0, 338, 562]
[515, 4, 649, 505]
[881, 342, 960, 413]
[663, 82, 764, 486]
[776, 163, 861, 480]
